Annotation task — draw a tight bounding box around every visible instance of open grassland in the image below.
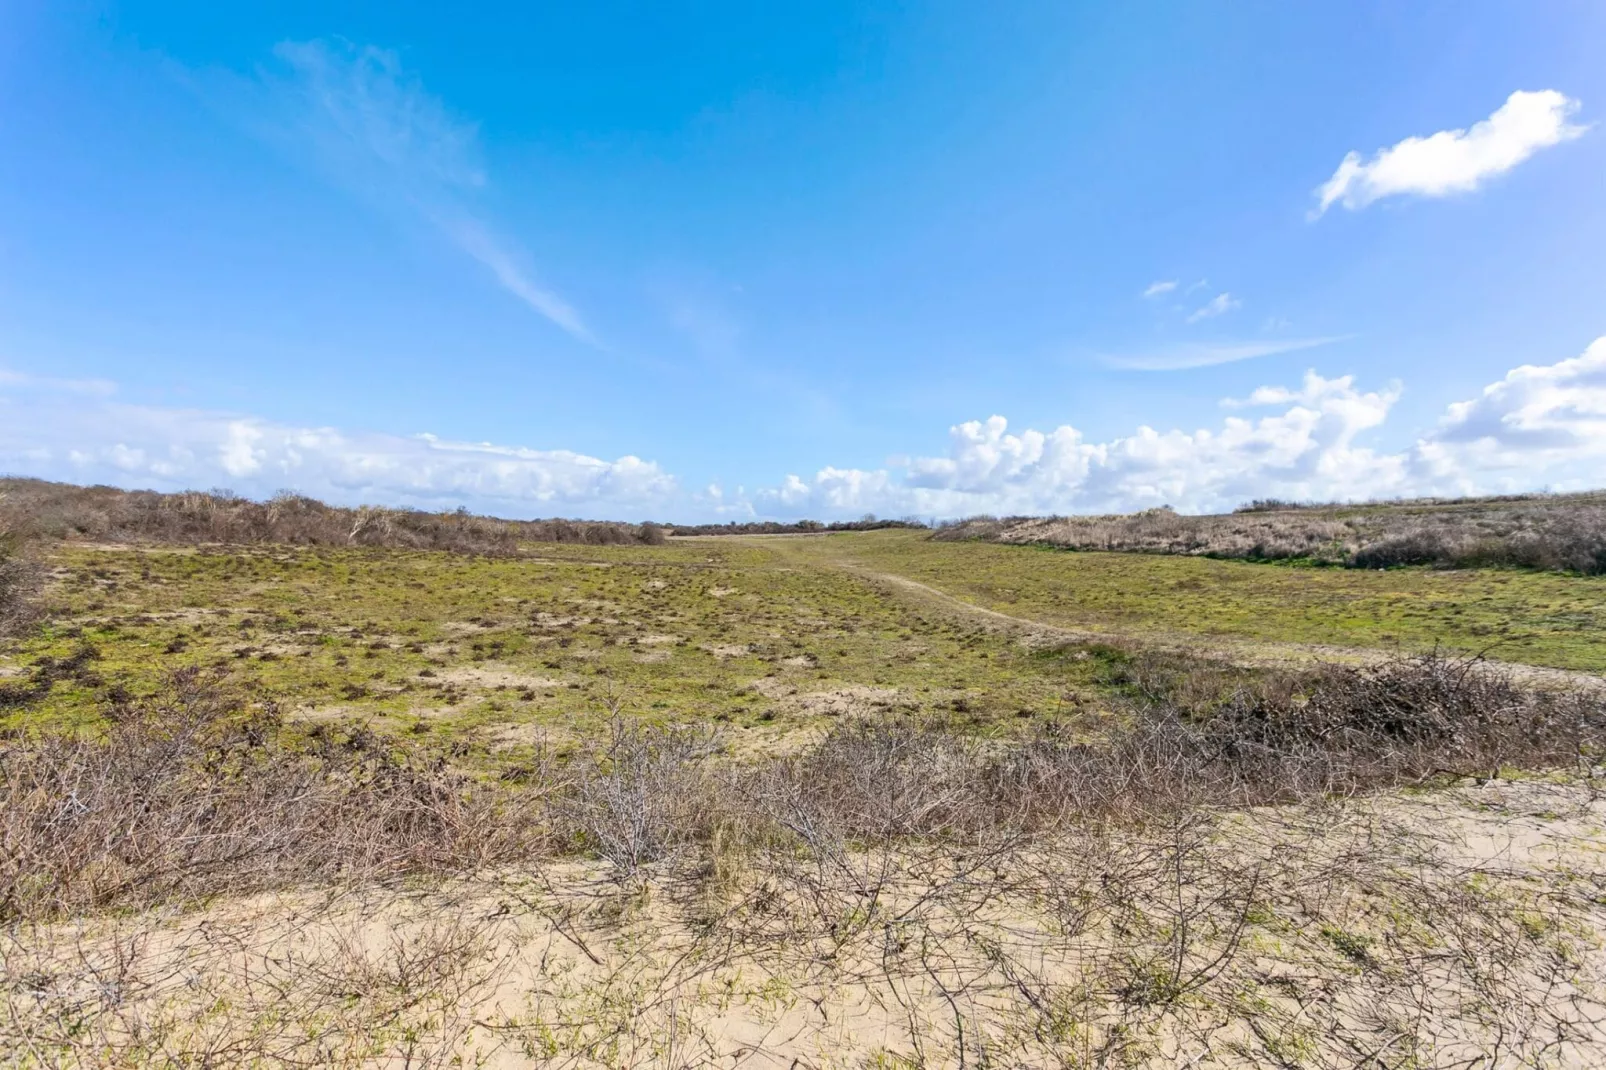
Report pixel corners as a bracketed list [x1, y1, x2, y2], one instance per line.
[5, 526, 1606, 1066]
[801, 529, 1606, 672]
[3, 538, 1137, 757]
[6, 529, 1605, 759]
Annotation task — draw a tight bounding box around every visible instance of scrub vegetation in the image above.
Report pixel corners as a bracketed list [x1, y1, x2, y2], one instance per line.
[3, 485, 1606, 1066]
[938, 490, 1606, 574]
[0, 477, 667, 553]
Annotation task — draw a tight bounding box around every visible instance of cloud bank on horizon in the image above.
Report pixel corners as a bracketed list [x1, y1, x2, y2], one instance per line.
[6, 338, 1604, 521]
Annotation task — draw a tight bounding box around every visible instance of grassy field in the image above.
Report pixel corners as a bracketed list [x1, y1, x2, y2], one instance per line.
[6, 529, 1603, 756]
[3, 538, 1134, 755]
[797, 529, 1606, 671]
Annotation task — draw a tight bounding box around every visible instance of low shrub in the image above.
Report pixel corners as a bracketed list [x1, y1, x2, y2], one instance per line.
[0, 669, 552, 920]
[5, 652, 1600, 921]
[0, 550, 38, 638]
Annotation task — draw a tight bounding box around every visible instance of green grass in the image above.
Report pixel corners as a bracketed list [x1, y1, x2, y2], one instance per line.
[8, 528, 1602, 759]
[2, 539, 1119, 758]
[777, 530, 1606, 672]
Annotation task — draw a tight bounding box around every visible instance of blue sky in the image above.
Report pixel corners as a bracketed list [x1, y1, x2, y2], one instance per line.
[3, 1, 1605, 520]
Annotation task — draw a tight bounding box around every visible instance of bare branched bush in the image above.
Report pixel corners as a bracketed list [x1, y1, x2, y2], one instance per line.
[562, 715, 719, 879]
[0, 669, 554, 920]
[7, 652, 1600, 925]
[0, 501, 41, 638]
[4, 653, 1605, 1064]
[722, 651, 1605, 851]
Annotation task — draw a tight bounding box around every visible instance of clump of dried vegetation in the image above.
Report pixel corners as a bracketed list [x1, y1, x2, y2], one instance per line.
[0, 477, 666, 554]
[937, 490, 1606, 574]
[0, 508, 42, 640]
[4, 651, 1605, 1065]
[6, 651, 1597, 924]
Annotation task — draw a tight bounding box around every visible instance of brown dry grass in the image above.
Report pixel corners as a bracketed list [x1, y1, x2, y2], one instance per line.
[5, 779, 1604, 1067]
[0, 503, 41, 639]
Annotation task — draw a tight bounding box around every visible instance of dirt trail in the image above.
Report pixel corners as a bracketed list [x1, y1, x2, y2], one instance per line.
[748, 535, 1605, 691]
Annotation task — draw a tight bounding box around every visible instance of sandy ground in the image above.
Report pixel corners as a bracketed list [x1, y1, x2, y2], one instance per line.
[7, 774, 1605, 1068]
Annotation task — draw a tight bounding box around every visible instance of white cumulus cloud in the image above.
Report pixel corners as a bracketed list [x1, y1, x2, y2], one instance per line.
[760, 337, 1606, 519]
[1314, 89, 1587, 216]
[1412, 337, 1606, 489]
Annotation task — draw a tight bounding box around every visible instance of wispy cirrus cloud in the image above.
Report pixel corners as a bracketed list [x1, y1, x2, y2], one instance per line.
[1102, 336, 1340, 372]
[1141, 279, 1177, 299]
[218, 39, 594, 343]
[1313, 89, 1588, 217]
[1186, 292, 1241, 323]
[0, 369, 118, 396]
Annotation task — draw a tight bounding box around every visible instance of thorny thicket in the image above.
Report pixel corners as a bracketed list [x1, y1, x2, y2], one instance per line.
[3, 651, 1606, 1065]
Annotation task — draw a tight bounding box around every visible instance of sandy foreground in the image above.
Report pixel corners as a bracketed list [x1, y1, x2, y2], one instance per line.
[6, 774, 1606, 1068]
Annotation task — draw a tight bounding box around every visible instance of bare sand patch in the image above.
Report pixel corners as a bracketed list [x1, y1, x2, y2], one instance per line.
[792, 684, 905, 717]
[704, 643, 751, 659]
[438, 665, 564, 690]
